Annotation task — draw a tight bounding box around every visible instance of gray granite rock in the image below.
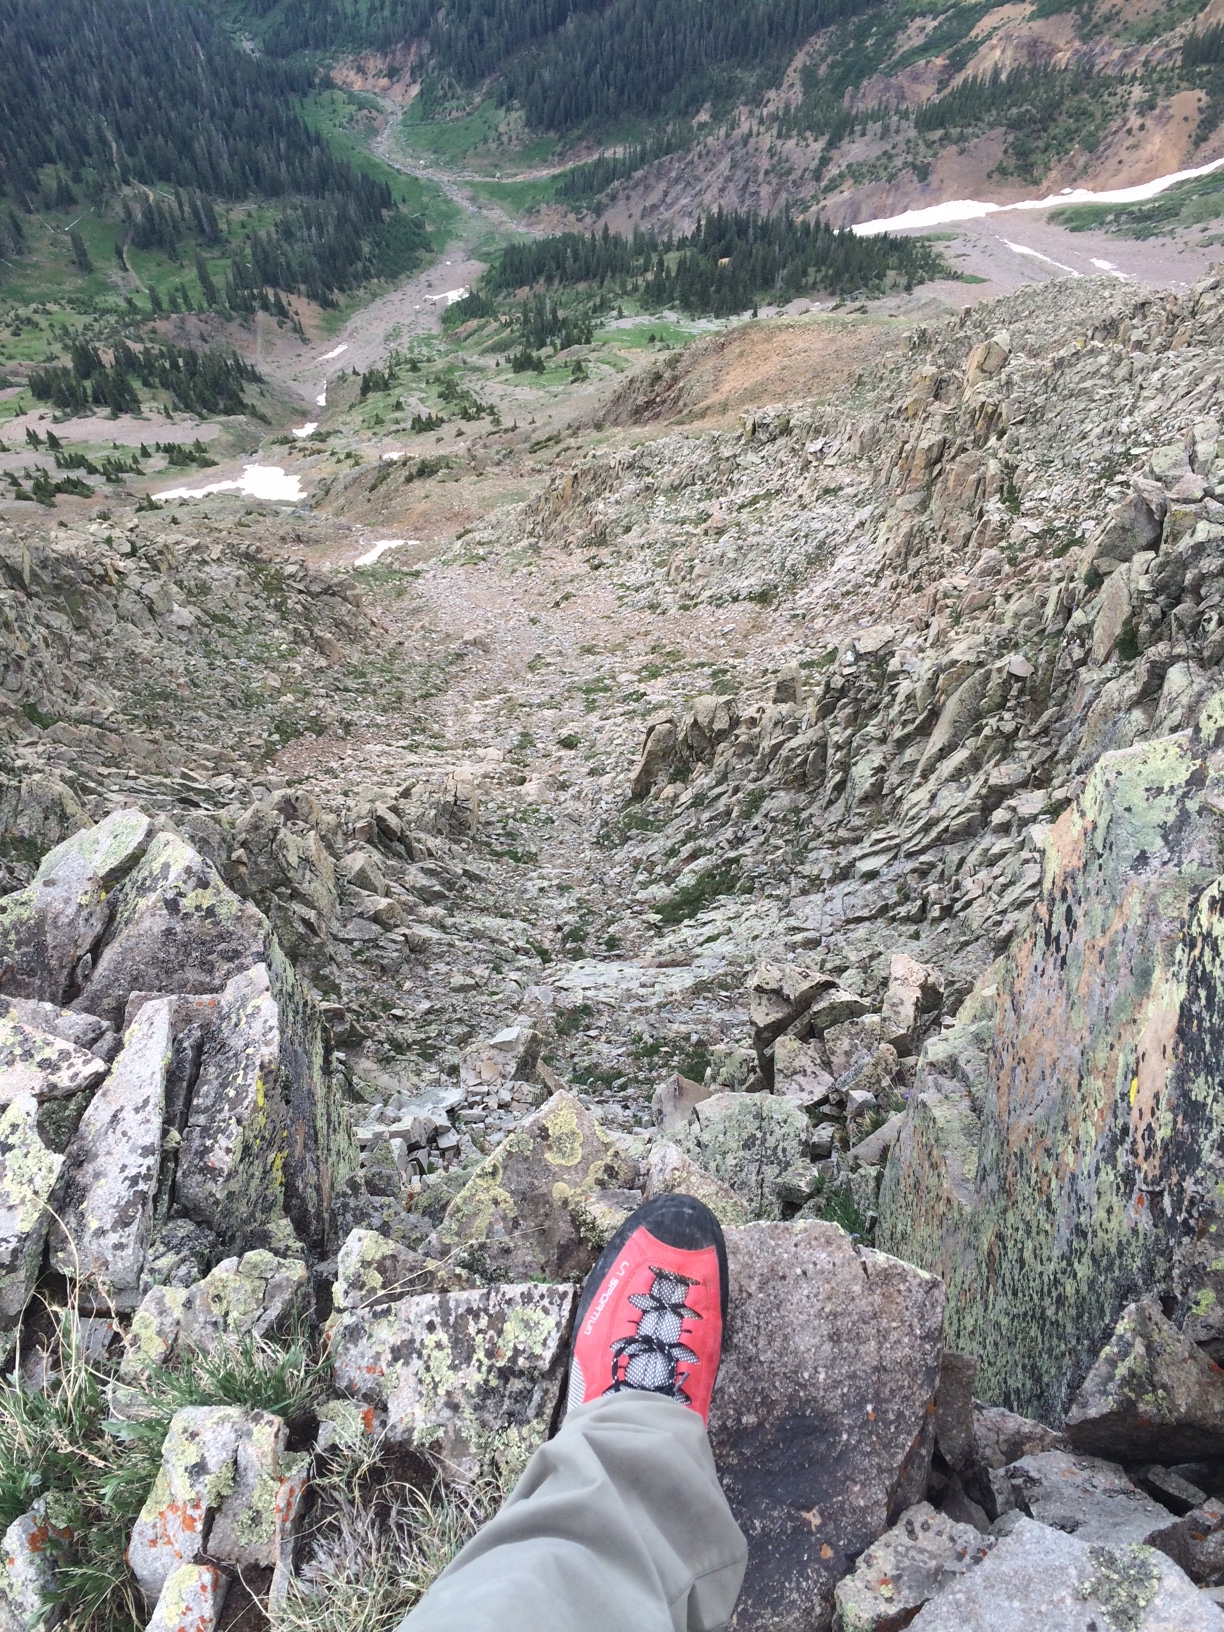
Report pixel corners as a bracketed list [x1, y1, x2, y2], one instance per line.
[998, 1450, 1171, 1548]
[708, 1220, 944, 1632]
[908, 1517, 1223, 1631]
[49, 998, 171, 1310]
[833, 1501, 994, 1632]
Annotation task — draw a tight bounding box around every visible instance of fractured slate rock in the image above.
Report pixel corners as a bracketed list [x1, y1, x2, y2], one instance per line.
[49, 998, 171, 1310]
[330, 1280, 576, 1482]
[0, 1012, 108, 1100]
[707, 1220, 944, 1632]
[74, 831, 267, 1030]
[997, 1450, 1171, 1548]
[439, 1090, 632, 1281]
[0, 808, 152, 1006]
[908, 1516, 1223, 1632]
[676, 1092, 811, 1220]
[175, 963, 285, 1248]
[833, 1502, 994, 1632]
[0, 1093, 62, 1359]
[1066, 1298, 1224, 1461]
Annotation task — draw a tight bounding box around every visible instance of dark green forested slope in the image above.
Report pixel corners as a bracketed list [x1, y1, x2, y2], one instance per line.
[0, 0, 430, 303]
[231, 0, 880, 132]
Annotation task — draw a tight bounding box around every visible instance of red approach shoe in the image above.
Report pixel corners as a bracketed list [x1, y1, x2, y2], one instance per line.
[567, 1194, 728, 1425]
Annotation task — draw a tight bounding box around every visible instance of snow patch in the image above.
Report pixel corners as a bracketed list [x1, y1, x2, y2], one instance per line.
[155, 464, 306, 504]
[425, 286, 470, 307]
[292, 422, 319, 439]
[316, 387, 328, 407]
[1002, 241, 1081, 276]
[318, 343, 349, 362]
[355, 538, 421, 567]
[852, 154, 1224, 237]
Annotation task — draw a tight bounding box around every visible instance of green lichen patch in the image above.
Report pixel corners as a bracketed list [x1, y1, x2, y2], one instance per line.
[1083, 1544, 1161, 1631]
[440, 1091, 633, 1281]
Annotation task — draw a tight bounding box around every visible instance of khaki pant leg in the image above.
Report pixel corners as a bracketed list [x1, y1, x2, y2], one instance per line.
[399, 1393, 747, 1632]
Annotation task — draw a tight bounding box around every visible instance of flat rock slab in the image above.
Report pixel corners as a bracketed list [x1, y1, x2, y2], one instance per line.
[330, 1281, 576, 1482]
[1000, 1450, 1171, 1548]
[1066, 1298, 1224, 1461]
[708, 1220, 945, 1632]
[908, 1517, 1224, 1631]
[834, 1501, 994, 1632]
[49, 997, 171, 1309]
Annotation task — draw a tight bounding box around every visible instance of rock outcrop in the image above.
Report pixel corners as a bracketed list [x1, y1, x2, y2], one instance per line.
[0, 810, 356, 1356]
[878, 697, 1224, 1420]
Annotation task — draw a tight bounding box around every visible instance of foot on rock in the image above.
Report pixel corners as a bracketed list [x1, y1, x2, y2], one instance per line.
[567, 1193, 727, 1424]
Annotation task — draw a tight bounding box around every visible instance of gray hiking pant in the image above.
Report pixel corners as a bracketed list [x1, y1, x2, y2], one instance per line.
[400, 1393, 748, 1632]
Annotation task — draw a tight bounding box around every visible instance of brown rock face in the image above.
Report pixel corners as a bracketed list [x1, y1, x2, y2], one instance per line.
[708, 1220, 944, 1632]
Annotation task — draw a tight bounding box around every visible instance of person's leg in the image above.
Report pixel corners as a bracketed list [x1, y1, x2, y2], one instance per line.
[400, 1195, 747, 1632]
[401, 1391, 746, 1632]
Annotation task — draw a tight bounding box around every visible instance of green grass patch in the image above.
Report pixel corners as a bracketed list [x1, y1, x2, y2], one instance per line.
[654, 863, 740, 925]
[1049, 169, 1224, 238]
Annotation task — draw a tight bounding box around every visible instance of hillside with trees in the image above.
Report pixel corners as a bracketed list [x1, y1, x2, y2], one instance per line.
[0, 0, 433, 307]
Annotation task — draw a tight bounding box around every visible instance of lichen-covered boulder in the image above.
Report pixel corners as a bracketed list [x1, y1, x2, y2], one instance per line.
[120, 1251, 307, 1388]
[49, 998, 171, 1310]
[0, 1501, 70, 1632]
[334, 1229, 427, 1310]
[879, 704, 1224, 1420]
[0, 1093, 61, 1360]
[329, 1281, 576, 1482]
[708, 1221, 944, 1631]
[439, 1091, 632, 1281]
[645, 1140, 750, 1227]
[143, 1564, 228, 1632]
[0, 1012, 108, 1100]
[676, 1093, 810, 1220]
[128, 1406, 303, 1603]
[128, 1407, 248, 1600]
[175, 964, 285, 1247]
[0, 808, 152, 1005]
[907, 1517, 1222, 1632]
[1066, 1299, 1224, 1461]
[73, 832, 267, 1030]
